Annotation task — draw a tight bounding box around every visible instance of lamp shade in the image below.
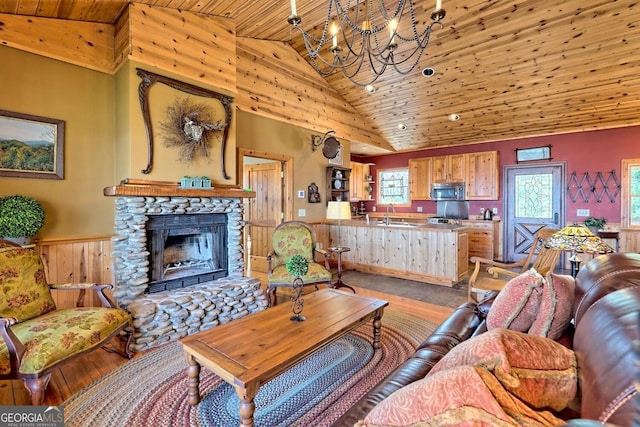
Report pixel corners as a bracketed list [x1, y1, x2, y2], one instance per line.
[326, 201, 351, 220]
[545, 224, 614, 254]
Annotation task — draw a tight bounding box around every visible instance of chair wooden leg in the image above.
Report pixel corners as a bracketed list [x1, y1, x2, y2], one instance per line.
[23, 372, 52, 406]
[267, 286, 277, 307]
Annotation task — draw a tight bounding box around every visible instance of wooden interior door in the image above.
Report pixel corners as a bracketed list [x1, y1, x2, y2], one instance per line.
[244, 161, 282, 259]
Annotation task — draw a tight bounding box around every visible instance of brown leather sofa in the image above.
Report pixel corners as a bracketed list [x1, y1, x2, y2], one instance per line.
[334, 252, 640, 426]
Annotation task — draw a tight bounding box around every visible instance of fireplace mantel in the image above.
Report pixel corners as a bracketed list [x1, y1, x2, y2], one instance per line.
[104, 183, 256, 198]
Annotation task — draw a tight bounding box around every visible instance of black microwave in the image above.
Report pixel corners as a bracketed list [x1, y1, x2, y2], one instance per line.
[431, 182, 466, 201]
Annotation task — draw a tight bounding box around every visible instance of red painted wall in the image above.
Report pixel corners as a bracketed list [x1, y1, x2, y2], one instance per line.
[353, 126, 640, 223]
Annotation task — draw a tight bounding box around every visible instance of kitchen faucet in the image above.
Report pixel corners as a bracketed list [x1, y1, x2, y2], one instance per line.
[384, 203, 395, 225]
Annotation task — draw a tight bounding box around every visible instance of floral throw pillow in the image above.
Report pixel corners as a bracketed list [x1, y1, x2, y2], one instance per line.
[486, 268, 544, 332]
[355, 365, 565, 427]
[528, 273, 575, 340]
[428, 328, 577, 411]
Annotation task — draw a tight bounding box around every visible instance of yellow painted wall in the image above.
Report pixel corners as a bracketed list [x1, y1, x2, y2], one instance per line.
[236, 110, 351, 222]
[0, 45, 117, 239]
[0, 45, 342, 238]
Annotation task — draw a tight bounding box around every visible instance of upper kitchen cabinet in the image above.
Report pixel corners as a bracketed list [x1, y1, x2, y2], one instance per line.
[467, 151, 500, 200]
[409, 151, 500, 201]
[409, 157, 432, 200]
[349, 161, 374, 201]
[431, 154, 466, 183]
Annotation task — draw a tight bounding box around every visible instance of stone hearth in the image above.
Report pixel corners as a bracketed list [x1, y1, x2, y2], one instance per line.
[109, 194, 267, 351]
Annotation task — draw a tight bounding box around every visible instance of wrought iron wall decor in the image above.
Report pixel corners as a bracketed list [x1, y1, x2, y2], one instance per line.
[136, 69, 233, 178]
[567, 170, 620, 203]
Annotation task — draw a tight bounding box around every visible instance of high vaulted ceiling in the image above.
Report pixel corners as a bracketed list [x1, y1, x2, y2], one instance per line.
[1, 1, 639, 156]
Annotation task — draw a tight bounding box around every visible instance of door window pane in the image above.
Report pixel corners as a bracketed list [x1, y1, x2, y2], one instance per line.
[515, 174, 553, 218]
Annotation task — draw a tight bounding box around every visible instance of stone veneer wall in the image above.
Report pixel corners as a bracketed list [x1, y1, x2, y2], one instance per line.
[110, 196, 268, 351]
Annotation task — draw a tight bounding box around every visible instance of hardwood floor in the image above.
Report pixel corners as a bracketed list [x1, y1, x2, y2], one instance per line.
[1, 272, 465, 406]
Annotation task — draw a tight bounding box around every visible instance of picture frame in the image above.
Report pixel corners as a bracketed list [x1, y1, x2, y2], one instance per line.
[515, 145, 552, 163]
[0, 110, 64, 179]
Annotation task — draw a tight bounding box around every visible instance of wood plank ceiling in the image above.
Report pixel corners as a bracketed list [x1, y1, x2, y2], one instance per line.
[1, 0, 638, 156]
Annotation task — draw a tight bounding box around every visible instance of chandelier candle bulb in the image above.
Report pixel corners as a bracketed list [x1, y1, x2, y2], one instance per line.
[290, 0, 297, 17]
[436, 0, 442, 10]
[332, 23, 338, 48]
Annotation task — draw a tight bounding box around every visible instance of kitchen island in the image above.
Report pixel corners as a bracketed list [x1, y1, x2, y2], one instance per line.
[326, 220, 469, 287]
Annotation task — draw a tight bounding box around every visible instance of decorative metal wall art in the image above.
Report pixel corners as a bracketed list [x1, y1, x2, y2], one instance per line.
[136, 69, 233, 178]
[567, 170, 620, 203]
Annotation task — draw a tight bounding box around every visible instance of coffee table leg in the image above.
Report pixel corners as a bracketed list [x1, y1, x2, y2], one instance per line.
[185, 353, 201, 405]
[236, 385, 257, 427]
[372, 308, 384, 350]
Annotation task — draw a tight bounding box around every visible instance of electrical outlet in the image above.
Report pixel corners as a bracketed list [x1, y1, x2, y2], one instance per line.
[480, 208, 485, 214]
[576, 209, 590, 217]
[492, 207, 498, 215]
[372, 206, 377, 212]
[298, 209, 306, 217]
[417, 206, 423, 212]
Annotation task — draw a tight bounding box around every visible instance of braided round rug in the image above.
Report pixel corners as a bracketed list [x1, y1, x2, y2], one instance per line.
[63, 309, 436, 427]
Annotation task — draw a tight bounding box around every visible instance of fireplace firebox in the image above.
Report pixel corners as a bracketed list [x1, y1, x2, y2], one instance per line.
[146, 213, 228, 293]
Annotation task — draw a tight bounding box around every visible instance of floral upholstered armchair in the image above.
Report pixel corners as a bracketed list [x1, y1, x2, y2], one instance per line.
[0, 240, 133, 405]
[266, 221, 332, 306]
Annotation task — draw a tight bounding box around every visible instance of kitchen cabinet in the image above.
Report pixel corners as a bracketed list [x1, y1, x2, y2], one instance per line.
[326, 166, 351, 202]
[431, 154, 466, 183]
[462, 219, 502, 261]
[328, 221, 469, 286]
[409, 157, 431, 200]
[411, 150, 499, 201]
[467, 151, 500, 200]
[349, 161, 373, 201]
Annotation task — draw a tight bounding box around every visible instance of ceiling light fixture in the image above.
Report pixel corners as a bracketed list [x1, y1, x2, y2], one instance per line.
[365, 84, 376, 93]
[448, 113, 460, 121]
[288, 0, 446, 87]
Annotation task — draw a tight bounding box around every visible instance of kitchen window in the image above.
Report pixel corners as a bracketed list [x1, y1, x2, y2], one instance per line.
[377, 168, 410, 206]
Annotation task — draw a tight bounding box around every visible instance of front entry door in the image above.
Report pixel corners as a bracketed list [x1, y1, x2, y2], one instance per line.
[503, 163, 565, 262]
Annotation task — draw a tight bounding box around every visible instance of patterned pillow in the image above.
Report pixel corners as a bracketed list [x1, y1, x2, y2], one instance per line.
[0, 246, 56, 322]
[486, 268, 544, 332]
[528, 273, 575, 340]
[428, 328, 577, 411]
[355, 365, 565, 427]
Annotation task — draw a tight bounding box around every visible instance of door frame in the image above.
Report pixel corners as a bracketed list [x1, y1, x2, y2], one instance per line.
[238, 148, 293, 274]
[502, 161, 566, 262]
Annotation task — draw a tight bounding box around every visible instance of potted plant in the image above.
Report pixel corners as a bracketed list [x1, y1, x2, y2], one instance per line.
[180, 175, 193, 188]
[201, 176, 212, 188]
[0, 195, 46, 245]
[584, 216, 606, 232]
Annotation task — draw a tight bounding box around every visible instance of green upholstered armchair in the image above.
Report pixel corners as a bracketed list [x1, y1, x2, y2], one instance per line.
[0, 240, 133, 405]
[266, 221, 332, 306]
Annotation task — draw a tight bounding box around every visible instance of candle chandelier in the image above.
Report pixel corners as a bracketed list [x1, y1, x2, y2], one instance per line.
[288, 0, 446, 87]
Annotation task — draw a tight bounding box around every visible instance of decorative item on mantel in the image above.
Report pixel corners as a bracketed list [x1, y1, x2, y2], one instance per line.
[286, 254, 309, 321]
[180, 176, 213, 189]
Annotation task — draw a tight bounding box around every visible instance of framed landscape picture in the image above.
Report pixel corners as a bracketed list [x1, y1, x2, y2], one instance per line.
[0, 110, 64, 179]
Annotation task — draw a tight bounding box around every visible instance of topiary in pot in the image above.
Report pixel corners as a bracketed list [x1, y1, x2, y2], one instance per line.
[0, 195, 46, 244]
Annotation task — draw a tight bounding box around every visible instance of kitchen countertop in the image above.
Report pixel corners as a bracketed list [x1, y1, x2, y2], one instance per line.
[330, 219, 469, 232]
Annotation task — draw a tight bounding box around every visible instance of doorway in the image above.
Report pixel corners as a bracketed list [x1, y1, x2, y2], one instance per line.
[239, 148, 293, 281]
[503, 162, 566, 262]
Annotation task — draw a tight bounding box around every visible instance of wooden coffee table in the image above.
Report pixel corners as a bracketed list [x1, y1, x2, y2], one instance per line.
[179, 288, 388, 427]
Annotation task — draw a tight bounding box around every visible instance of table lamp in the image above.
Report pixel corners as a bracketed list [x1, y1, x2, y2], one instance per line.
[327, 201, 351, 250]
[544, 224, 614, 277]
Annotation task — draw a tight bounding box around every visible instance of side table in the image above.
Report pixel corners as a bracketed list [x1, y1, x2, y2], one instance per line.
[328, 246, 356, 293]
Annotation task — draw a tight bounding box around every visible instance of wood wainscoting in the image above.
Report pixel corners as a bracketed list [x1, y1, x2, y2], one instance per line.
[35, 236, 114, 309]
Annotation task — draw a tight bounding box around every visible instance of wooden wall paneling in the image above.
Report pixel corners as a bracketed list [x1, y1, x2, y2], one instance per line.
[0, 12, 115, 73]
[128, 4, 237, 94]
[113, 4, 130, 71]
[235, 38, 392, 151]
[620, 229, 640, 253]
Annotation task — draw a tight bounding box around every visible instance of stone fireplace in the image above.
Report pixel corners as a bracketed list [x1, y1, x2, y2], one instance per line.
[106, 189, 266, 351]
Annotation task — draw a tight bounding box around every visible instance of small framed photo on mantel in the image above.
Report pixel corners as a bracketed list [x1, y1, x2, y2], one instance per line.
[0, 110, 65, 179]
